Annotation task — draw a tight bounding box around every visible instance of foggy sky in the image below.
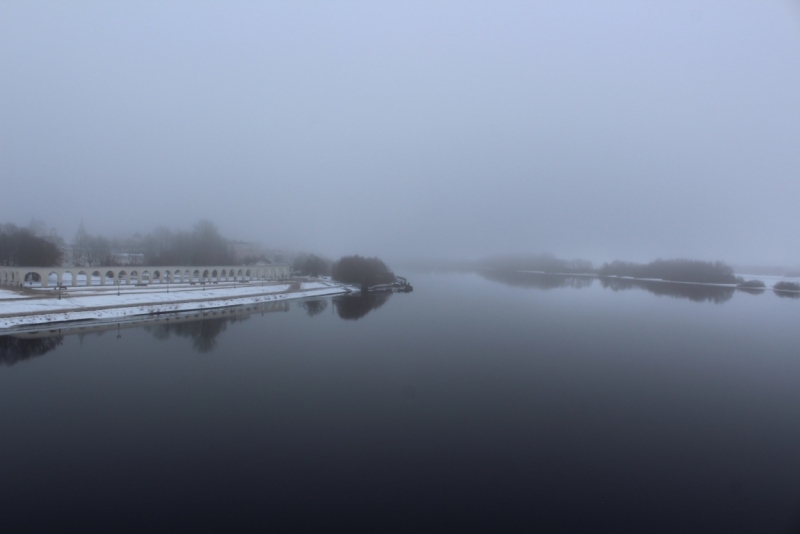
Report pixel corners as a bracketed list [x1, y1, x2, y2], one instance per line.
[2, 1, 799, 265]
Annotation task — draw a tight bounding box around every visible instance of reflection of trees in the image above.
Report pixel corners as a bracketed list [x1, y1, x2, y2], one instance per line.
[144, 313, 249, 353]
[600, 278, 734, 304]
[334, 294, 391, 320]
[737, 287, 765, 296]
[478, 269, 738, 303]
[302, 300, 328, 317]
[0, 335, 63, 366]
[774, 290, 800, 299]
[479, 269, 594, 290]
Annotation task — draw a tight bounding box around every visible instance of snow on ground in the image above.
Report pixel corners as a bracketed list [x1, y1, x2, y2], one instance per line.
[0, 289, 29, 299]
[0, 281, 355, 331]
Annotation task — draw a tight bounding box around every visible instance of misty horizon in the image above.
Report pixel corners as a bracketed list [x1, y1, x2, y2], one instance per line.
[3, 1, 800, 266]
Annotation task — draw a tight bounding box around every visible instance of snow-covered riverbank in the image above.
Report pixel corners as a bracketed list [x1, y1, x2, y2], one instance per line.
[0, 281, 355, 331]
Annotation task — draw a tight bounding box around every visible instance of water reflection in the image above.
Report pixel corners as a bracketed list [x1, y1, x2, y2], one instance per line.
[480, 269, 738, 303]
[145, 313, 250, 353]
[140, 301, 291, 352]
[774, 290, 800, 299]
[302, 299, 328, 317]
[737, 287, 765, 296]
[0, 334, 63, 366]
[334, 294, 391, 320]
[479, 269, 594, 290]
[599, 277, 735, 304]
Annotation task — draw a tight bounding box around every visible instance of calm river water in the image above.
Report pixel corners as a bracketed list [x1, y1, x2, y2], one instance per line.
[2, 272, 800, 533]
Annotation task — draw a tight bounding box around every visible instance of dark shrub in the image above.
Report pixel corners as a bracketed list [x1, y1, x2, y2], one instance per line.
[332, 255, 395, 290]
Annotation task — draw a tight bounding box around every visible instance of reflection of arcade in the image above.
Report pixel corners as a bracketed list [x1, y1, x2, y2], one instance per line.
[0, 334, 63, 366]
[145, 314, 244, 353]
[334, 294, 391, 320]
[1, 300, 290, 361]
[143, 301, 290, 352]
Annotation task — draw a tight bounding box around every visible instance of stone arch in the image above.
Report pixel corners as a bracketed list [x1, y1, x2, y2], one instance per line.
[105, 271, 115, 285]
[118, 270, 128, 285]
[48, 271, 61, 288]
[192, 270, 200, 283]
[91, 270, 102, 286]
[245, 269, 251, 281]
[61, 271, 75, 287]
[141, 270, 151, 284]
[212, 269, 218, 282]
[24, 271, 41, 287]
[153, 270, 161, 283]
[77, 270, 89, 286]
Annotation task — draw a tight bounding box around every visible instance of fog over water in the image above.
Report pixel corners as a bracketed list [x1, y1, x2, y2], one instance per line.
[2, 1, 799, 265]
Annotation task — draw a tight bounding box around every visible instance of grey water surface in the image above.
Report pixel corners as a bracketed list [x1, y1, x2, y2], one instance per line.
[1, 273, 800, 533]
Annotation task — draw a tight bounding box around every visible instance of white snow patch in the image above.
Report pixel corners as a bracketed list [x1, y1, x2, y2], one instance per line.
[0, 282, 356, 331]
[0, 289, 29, 299]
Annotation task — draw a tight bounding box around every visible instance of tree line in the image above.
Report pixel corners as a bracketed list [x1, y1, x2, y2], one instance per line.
[0, 224, 62, 267]
[481, 254, 743, 285]
[597, 259, 739, 284]
[140, 220, 234, 266]
[0, 219, 241, 267]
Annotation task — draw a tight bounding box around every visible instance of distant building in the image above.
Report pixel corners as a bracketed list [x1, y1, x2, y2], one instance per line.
[230, 241, 261, 262]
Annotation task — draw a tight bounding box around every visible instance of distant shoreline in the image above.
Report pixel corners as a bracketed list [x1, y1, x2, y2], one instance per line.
[473, 267, 800, 302]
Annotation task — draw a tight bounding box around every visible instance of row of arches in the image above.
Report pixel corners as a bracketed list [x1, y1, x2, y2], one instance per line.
[0, 265, 290, 288]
